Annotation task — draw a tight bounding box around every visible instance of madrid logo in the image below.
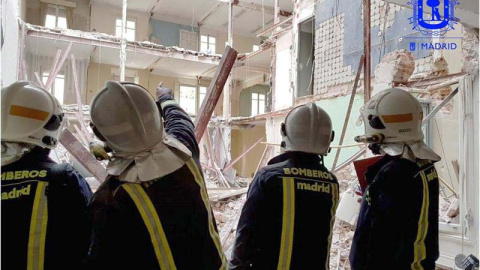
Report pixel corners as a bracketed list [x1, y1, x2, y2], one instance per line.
[408, 0, 459, 36]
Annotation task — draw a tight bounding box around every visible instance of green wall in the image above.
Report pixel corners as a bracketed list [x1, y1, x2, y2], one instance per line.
[239, 84, 270, 117]
[315, 94, 365, 169]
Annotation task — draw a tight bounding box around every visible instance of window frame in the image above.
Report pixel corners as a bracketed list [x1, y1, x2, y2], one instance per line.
[116, 18, 136, 41]
[251, 92, 266, 116]
[295, 15, 315, 98]
[200, 34, 216, 54]
[44, 4, 67, 29]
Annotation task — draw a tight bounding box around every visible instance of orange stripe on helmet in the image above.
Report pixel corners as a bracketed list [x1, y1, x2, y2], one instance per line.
[9, 105, 50, 121]
[381, 113, 413, 123]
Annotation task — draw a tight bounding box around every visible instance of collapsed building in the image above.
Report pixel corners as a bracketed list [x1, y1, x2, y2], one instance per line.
[1, 0, 479, 269]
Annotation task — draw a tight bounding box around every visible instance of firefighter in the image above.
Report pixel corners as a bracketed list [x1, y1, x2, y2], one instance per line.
[349, 88, 441, 270]
[85, 81, 226, 269]
[230, 103, 339, 270]
[1, 81, 93, 270]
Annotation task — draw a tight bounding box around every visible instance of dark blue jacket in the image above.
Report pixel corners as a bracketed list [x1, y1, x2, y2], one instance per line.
[1, 147, 93, 270]
[230, 152, 339, 270]
[85, 95, 226, 270]
[349, 155, 439, 270]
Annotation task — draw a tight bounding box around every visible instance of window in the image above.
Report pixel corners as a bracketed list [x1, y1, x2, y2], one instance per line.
[296, 17, 314, 97]
[253, 45, 260, 52]
[42, 72, 65, 104]
[179, 85, 197, 115]
[116, 18, 136, 41]
[180, 30, 198, 51]
[45, 4, 67, 29]
[251, 93, 265, 116]
[200, 35, 216, 54]
[199, 86, 207, 106]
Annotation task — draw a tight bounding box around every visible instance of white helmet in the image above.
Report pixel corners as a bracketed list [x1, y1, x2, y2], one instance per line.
[355, 88, 423, 144]
[281, 103, 334, 155]
[1, 81, 65, 149]
[90, 81, 164, 154]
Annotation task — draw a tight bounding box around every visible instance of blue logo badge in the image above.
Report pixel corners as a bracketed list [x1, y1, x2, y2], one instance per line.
[408, 0, 459, 36]
[410, 42, 416, 51]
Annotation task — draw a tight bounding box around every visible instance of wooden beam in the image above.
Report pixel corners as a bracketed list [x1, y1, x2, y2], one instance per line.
[223, 137, 263, 172]
[422, 87, 459, 126]
[46, 42, 73, 91]
[59, 129, 107, 182]
[194, 46, 238, 141]
[44, 49, 62, 91]
[331, 54, 365, 171]
[256, 16, 292, 37]
[199, 2, 224, 26]
[34, 72, 45, 88]
[394, 72, 466, 88]
[333, 147, 366, 173]
[363, 0, 371, 103]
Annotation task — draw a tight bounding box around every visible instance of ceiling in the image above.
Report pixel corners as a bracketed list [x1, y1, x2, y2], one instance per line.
[95, 0, 293, 36]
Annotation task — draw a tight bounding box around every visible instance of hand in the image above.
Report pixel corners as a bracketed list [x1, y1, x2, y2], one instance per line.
[156, 83, 173, 99]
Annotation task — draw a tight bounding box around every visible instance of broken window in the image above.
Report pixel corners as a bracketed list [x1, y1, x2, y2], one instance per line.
[180, 30, 198, 51]
[42, 72, 65, 105]
[116, 18, 136, 41]
[179, 85, 197, 115]
[296, 17, 314, 97]
[200, 35, 216, 54]
[45, 4, 67, 29]
[251, 93, 265, 116]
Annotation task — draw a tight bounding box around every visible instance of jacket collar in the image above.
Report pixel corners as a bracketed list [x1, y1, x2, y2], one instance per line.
[364, 155, 398, 184]
[267, 151, 322, 166]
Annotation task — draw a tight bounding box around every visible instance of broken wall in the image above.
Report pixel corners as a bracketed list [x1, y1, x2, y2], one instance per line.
[1, 0, 20, 87]
[25, 0, 90, 31]
[90, 3, 150, 42]
[274, 30, 294, 110]
[231, 125, 266, 177]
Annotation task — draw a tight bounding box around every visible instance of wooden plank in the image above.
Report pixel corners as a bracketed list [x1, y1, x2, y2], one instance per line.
[60, 129, 107, 183]
[194, 46, 238, 141]
[46, 42, 73, 91]
[422, 87, 458, 126]
[331, 55, 365, 171]
[333, 147, 366, 173]
[223, 137, 263, 172]
[34, 72, 45, 88]
[44, 49, 62, 91]
[363, 0, 371, 103]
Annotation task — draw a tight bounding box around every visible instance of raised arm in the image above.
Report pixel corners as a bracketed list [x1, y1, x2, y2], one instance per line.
[156, 85, 200, 159]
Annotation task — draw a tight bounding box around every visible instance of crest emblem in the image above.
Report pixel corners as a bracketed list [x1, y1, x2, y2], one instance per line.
[408, 0, 459, 36]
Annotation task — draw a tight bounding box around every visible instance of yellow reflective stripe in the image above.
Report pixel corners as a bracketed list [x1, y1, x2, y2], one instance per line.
[326, 183, 339, 269]
[27, 182, 48, 270]
[411, 171, 429, 270]
[9, 105, 50, 121]
[123, 184, 177, 270]
[160, 100, 179, 110]
[185, 159, 227, 269]
[277, 177, 295, 270]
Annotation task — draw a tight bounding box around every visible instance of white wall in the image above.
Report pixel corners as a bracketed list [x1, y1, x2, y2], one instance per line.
[1, 0, 20, 87]
[90, 3, 150, 41]
[274, 30, 293, 110]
